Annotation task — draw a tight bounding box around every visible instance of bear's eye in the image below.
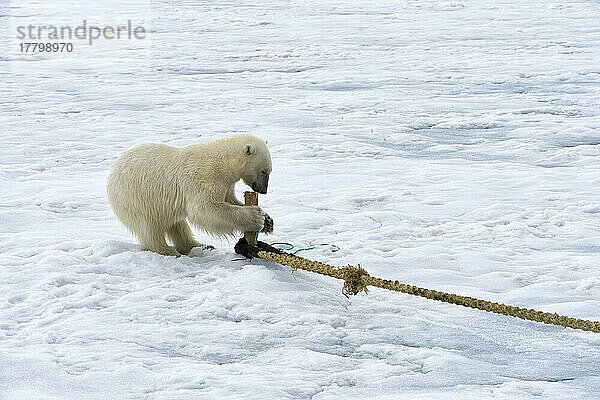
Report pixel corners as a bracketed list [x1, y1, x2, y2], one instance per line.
[261, 170, 268, 175]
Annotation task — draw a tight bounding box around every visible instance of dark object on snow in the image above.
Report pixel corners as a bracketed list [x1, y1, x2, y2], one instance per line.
[234, 237, 283, 259]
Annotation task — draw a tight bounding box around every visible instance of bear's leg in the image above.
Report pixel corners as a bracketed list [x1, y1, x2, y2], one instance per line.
[138, 227, 179, 256]
[167, 221, 212, 255]
[225, 185, 243, 206]
[188, 201, 265, 236]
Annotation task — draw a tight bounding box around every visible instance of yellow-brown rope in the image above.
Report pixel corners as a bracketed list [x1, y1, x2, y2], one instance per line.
[257, 250, 600, 333]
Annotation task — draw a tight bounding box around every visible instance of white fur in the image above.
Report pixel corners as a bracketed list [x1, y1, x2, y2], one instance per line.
[107, 134, 272, 256]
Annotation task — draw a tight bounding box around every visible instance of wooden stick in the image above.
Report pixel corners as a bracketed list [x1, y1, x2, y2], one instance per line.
[244, 191, 259, 245]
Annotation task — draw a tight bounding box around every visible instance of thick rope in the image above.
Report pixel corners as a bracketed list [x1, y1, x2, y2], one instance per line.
[248, 245, 600, 334]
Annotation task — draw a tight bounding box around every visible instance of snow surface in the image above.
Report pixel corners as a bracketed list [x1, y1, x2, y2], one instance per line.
[1, 0, 600, 398]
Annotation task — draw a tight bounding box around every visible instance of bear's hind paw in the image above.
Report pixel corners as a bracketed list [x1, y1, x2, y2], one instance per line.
[144, 245, 180, 257]
[180, 243, 215, 255]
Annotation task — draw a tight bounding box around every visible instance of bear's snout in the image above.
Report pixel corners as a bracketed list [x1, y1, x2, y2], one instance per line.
[252, 182, 268, 194]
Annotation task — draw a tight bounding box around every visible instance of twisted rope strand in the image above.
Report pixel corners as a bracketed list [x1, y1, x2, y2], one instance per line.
[257, 250, 600, 333]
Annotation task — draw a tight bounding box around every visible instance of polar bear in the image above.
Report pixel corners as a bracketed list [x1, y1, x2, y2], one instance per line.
[107, 134, 273, 256]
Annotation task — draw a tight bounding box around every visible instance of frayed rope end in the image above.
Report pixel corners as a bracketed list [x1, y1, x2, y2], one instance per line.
[341, 264, 370, 297]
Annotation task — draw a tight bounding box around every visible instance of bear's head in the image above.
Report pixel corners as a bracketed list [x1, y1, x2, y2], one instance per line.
[240, 137, 272, 194]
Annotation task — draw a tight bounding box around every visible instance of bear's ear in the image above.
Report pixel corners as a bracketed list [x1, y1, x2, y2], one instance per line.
[245, 144, 256, 156]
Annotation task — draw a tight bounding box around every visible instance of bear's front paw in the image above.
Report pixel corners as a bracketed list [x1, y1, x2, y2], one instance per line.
[262, 212, 273, 233]
[245, 206, 266, 232]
